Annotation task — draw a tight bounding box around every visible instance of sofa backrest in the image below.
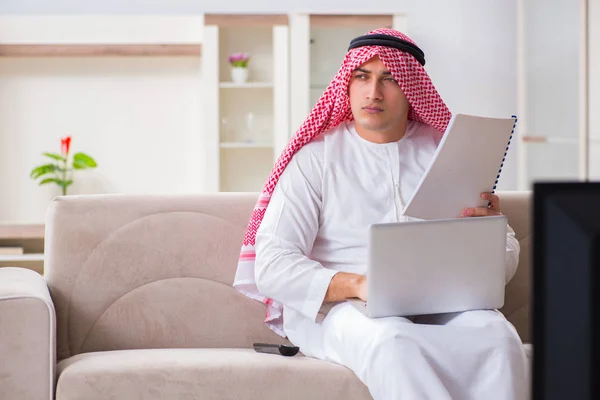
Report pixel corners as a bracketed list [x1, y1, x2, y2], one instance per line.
[44, 193, 289, 361]
[44, 191, 531, 361]
[496, 191, 532, 343]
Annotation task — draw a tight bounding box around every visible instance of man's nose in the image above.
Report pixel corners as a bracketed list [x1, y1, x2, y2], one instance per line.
[366, 80, 383, 101]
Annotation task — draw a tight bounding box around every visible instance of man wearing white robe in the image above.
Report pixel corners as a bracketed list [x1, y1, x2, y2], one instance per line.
[236, 29, 529, 400]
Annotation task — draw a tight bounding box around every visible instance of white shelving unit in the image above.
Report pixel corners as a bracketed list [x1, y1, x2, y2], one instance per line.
[219, 82, 273, 89]
[0, 224, 45, 274]
[219, 142, 273, 148]
[289, 13, 408, 137]
[202, 15, 289, 192]
[0, 253, 44, 261]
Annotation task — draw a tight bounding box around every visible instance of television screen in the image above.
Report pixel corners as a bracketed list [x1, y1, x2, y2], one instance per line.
[533, 182, 600, 400]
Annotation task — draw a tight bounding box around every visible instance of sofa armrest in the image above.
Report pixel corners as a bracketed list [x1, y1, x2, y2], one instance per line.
[0, 267, 56, 400]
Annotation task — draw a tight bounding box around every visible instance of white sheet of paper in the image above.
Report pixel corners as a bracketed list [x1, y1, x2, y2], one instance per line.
[402, 113, 516, 220]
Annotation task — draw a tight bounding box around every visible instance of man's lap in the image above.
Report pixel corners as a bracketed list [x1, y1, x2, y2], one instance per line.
[284, 302, 523, 363]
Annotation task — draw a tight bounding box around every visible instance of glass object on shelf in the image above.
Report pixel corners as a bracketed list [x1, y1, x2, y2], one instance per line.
[219, 89, 273, 144]
[220, 117, 230, 142]
[245, 112, 255, 143]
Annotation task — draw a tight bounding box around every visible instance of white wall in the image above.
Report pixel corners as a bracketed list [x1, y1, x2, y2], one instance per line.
[0, 0, 428, 14]
[0, 1, 522, 223]
[0, 57, 204, 223]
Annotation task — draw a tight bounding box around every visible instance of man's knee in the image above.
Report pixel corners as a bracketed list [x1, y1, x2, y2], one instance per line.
[370, 328, 423, 362]
[495, 332, 526, 356]
[447, 309, 512, 328]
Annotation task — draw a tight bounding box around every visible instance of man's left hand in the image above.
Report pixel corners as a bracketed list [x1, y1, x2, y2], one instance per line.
[461, 192, 502, 217]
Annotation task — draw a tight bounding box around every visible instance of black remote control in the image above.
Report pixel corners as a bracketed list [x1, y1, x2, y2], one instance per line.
[253, 343, 300, 357]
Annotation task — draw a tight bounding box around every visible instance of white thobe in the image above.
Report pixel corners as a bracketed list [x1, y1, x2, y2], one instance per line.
[255, 120, 528, 400]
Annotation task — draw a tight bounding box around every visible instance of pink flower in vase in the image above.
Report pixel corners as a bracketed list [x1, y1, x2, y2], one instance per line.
[228, 52, 250, 68]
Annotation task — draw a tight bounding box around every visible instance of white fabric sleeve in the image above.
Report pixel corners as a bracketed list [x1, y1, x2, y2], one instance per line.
[254, 143, 339, 322]
[504, 223, 520, 284]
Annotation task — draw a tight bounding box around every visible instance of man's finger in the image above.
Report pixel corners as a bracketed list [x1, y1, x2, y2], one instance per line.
[462, 207, 500, 217]
[481, 192, 500, 209]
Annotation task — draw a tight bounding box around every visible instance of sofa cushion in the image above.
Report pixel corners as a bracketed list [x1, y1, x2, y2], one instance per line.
[56, 348, 372, 400]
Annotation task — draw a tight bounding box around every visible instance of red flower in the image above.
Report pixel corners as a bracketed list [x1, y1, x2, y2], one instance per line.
[61, 136, 71, 156]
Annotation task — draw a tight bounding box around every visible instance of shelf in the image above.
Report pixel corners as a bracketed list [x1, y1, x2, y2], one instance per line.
[309, 14, 393, 27]
[219, 82, 273, 89]
[220, 142, 273, 149]
[205, 14, 289, 27]
[0, 224, 45, 240]
[0, 253, 44, 262]
[0, 44, 202, 57]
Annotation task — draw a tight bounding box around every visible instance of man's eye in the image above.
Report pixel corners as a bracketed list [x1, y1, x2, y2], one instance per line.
[355, 74, 368, 79]
[385, 77, 397, 82]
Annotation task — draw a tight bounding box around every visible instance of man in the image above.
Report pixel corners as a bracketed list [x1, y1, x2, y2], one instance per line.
[233, 28, 528, 399]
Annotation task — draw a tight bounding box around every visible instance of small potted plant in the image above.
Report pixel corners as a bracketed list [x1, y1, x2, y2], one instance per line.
[228, 52, 250, 84]
[30, 136, 98, 196]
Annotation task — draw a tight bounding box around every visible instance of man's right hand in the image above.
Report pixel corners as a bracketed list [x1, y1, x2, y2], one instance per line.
[324, 272, 367, 302]
[355, 275, 367, 301]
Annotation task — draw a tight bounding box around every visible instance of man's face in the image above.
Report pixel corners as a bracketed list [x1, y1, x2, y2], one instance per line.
[348, 56, 410, 134]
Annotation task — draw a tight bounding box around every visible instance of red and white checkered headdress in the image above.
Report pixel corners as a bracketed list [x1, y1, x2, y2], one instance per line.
[233, 28, 452, 336]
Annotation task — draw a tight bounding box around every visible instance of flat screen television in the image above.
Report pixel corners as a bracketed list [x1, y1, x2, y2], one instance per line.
[533, 182, 600, 400]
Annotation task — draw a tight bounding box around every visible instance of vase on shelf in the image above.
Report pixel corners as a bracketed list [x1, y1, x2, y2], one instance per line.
[231, 67, 249, 84]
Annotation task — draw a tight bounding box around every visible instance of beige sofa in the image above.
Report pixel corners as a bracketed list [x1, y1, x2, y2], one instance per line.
[0, 191, 532, 400]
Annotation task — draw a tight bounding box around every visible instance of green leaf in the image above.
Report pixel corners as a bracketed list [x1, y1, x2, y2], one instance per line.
[30, 164, 59, 179]
[73, 152, 97, 168]
[45, 179, 73, 188]
[43, 152, 66, 162]
[39, 177, 61, 185]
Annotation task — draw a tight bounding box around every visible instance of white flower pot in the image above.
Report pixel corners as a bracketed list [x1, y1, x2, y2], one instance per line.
[231, 67, 249, 84]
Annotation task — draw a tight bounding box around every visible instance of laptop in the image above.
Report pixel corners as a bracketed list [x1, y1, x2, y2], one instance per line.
[348, 215, 508, 318]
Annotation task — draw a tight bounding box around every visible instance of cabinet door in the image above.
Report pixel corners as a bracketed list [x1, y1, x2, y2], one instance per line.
[309, 24, 381, 108]
[589, 0, 600, 180]
[590, 142, 600, 179]
[519, 0, 587, 187]
[290, 14, 405, 137]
